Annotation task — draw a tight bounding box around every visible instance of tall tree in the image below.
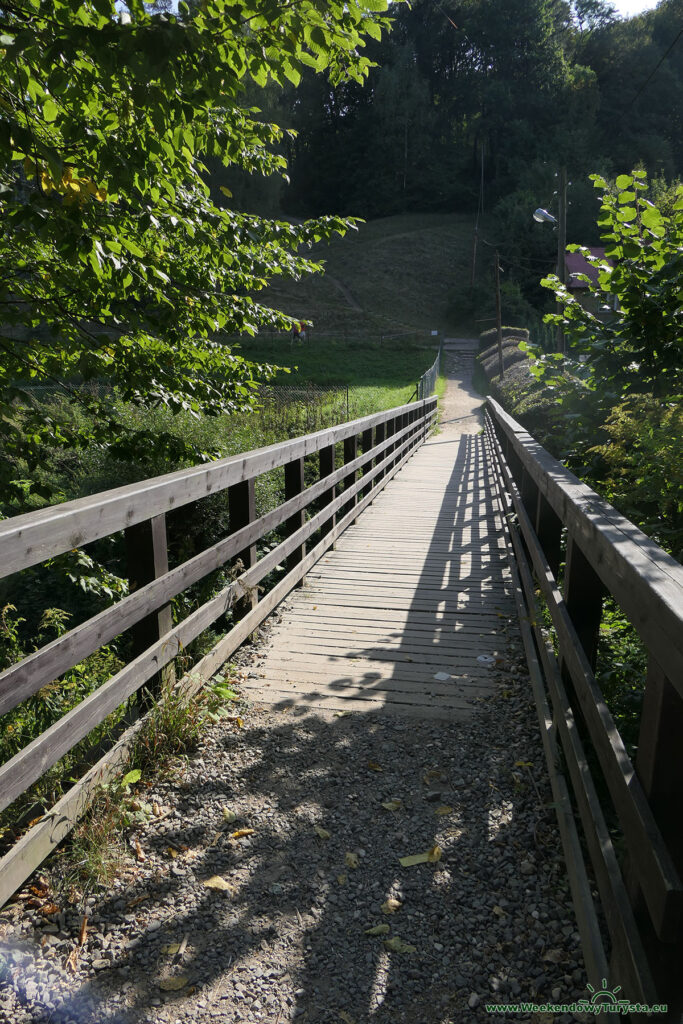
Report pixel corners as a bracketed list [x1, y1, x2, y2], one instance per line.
[0, 0, 396, 505]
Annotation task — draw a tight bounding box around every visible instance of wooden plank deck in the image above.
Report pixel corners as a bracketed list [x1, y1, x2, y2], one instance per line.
[240, 397, 516, 717]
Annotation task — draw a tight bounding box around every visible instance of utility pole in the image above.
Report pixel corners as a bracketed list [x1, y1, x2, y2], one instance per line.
[557, 166, 567, 354]
[495, 251, 504, 378]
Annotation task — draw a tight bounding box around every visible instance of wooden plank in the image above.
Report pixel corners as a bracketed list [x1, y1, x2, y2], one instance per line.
[239, 687, 472, 720]
[0, 398, 436, 579]
[245, 676, 484, 707]
[272, 642, 502, 664]
[260, 652, 499, 678]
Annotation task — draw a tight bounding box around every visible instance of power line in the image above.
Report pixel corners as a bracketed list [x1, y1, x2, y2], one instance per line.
[627, 23, 683, 110]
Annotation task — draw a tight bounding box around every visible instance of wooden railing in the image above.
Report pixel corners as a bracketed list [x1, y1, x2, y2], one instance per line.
[485, 397, 683, 1018]
[0, 396, 437, 908]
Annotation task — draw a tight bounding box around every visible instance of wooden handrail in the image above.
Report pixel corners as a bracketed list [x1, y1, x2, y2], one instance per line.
[0, 399, 429, 579]
[486, 396, 683, 1014]
[0, 397, 436, 907]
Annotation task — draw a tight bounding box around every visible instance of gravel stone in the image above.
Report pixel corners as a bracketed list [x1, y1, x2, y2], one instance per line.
[0, 629, 588, 1023]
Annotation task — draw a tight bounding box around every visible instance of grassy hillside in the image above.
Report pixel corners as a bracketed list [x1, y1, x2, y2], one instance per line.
[260, 212, 476, 336]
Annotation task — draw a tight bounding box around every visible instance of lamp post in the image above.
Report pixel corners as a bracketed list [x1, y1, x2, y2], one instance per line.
[533, 166, 567, 353]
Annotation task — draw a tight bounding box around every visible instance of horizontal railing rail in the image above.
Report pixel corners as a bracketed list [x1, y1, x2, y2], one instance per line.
[485, 396, 683, 1016]
[0, 396, 437, 908]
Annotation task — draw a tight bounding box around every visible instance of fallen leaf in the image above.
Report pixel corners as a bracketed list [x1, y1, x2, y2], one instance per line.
[167, 847, 178, 859]
[314, 826, 331, 840]
[162, 943, 181, 955]
[221, 808, 238, 823]
[203, 875, 235, 893]
[339, 1013, 355, 1024]
[345, 852, 359, 869]
[514, 760, 533, 768]
[367, 762, 382, 772]
[78, 916, 88, 946]
[65, 948, 79, 973]
[41, 903, 60, 916]
[435, 805, 454, 816]
[365, 924, 390, 936]
[159, 976, 188, 991]
[542, 949, 564, 964]
[399, 846, 442, 867]
[381, 799, 402, 812]
[337, 873, 347, 886]
[153, 802, 162, 816]
[381, 899, 402, 915]
[492, 905, 507, 917]
[133, 839, 146, 863]
[384, 936, 416, 954]
[333, 711, 348, 718]
[230, 829, 255, 839]
[423, 769, 443, 784]
[127, 895, 149, 909]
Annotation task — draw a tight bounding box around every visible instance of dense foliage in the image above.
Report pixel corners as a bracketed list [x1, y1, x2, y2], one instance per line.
[0, 0, 395, 508]
[519, 172, 683, 559]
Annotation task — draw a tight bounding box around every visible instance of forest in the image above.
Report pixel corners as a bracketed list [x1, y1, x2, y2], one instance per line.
[222, 0, 683, 318]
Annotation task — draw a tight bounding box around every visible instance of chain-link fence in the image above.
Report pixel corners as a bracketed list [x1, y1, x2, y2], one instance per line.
[415, 342, 442, 400]
[256, 383, 349, 434]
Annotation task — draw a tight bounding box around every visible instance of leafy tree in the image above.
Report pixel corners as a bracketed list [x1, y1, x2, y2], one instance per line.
[0, 0, 395, 506]
[538, 171, 683, 404]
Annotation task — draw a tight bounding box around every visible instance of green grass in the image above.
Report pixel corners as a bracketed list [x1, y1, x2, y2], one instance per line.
[260, 212, 477, 336]
[237, 333, 441, 415]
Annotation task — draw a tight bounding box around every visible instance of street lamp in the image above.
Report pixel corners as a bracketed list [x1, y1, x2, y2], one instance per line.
[533, 208, 557, 224]
[533, 168, 567, 353]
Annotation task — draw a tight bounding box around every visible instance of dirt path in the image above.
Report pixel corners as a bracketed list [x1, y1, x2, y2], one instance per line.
[437, 339, 484, 437]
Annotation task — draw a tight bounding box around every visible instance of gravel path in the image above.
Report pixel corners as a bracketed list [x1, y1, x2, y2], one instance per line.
[0, 356, 588, 1023]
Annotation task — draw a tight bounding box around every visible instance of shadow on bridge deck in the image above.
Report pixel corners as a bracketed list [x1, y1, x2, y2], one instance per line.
[242, 426, 516, 718]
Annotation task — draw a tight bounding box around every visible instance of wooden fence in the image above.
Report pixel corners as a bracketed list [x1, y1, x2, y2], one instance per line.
[0, 396, 437, 908]
[485, 397, 683, 1018]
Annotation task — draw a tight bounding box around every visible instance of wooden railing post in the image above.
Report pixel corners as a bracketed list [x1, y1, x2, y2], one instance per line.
[124, 513, 174, 694]
[361, 427, 373, 498]
[343, 434, 358, 521]
[228, 478, 257, 618]
[386, 416, 396, 470]
[630, 658, 683, 1012]
[563, 534, 607, 671]
[319, 444, 336, 538]
[284, 457, 306, 574]
[375, 421, 386, 484]
[535, 490, 563, 579]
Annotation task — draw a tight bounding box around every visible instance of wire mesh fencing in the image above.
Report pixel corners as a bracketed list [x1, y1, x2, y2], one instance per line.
[416, 342, 442, 400]
[256, 383, 349, 434]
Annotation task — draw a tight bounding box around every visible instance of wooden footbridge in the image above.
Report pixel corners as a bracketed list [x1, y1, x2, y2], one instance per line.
[1, 357, 683, 1016]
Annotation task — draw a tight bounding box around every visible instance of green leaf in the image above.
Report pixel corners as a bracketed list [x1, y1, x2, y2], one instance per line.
[122, 769, 142, 787]
[43, 97, 59, 122]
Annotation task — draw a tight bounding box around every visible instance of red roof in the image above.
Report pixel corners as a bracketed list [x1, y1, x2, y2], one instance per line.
[566, 247, 612, 289]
